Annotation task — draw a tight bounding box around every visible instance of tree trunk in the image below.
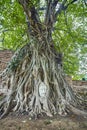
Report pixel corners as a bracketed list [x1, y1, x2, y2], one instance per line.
[0, 0, 87, 119]
[0, 36, 87, 119]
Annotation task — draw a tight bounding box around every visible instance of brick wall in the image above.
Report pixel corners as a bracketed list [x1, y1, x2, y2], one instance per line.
[73, 80, 87, 86]
[0, 50, 13, 84]
[0, 50, 13, 72]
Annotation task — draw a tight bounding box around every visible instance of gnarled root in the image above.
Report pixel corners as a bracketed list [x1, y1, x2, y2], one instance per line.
[0, 43, 87, 119]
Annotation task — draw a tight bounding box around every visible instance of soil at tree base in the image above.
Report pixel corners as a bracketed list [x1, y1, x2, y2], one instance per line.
[0, 113, 87, 130]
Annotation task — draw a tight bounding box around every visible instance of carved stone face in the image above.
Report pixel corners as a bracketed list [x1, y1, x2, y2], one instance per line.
[39, 82, 47, 97]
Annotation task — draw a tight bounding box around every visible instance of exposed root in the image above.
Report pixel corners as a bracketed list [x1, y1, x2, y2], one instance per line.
[0, 42, 87, 119]
[67, 103, 87, 117]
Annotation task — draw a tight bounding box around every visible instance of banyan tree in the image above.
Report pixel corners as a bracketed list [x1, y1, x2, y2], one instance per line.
[0, 0, 87, 119]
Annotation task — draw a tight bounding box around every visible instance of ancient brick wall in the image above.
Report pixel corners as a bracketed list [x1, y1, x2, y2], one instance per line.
[0, 50, 13, 72]
[0, 50, 13, 84]
[65, 76, 87, 86]
[73, 80, 87, 86]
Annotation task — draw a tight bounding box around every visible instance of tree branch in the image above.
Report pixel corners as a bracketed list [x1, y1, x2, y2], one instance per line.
[55, 0, 78, 20]
[52, 0, 59, 8]
[55, 0, 67, 18]
[18, 0, 41, 36]
[18, 0, 40, 22]
[65, 0, 78, 9]
[83, 0, 87, 6]
[45, 0, 52, 24]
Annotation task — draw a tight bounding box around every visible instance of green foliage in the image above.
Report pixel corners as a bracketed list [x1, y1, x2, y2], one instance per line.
[0, 0, 87, 79]
[0, 0, 28, 50]
[53, 0, 87, 78]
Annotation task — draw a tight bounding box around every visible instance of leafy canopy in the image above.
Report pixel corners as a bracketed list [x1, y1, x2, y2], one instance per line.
[0, 0, 87, 79]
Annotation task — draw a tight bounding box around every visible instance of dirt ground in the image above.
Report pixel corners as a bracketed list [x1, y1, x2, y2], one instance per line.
[0, 114, 87, 130]
[0, 90, 87, 130]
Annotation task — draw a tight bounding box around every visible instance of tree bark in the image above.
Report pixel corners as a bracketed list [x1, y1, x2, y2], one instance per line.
[0, 37, 87, 119]
[0, 0, 87, 119]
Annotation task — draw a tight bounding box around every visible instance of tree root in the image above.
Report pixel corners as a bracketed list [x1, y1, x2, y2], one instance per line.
[0, 43, 87, 119]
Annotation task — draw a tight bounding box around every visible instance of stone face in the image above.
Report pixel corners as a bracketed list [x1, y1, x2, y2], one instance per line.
[39, 82, 47, 97]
